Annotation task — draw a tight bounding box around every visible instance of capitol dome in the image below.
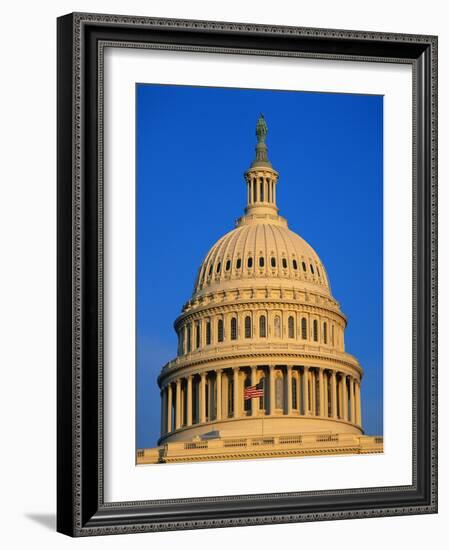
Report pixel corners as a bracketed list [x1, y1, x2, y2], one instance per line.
[193, 219, 331, 298]
[141, 115, 383, 464]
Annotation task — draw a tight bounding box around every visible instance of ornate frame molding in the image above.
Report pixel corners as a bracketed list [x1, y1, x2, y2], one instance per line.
[57, 12, 437, 536]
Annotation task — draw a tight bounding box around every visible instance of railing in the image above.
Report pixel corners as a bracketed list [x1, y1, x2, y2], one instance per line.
[279, 436, 303, 444]
[316, 434, 339, 442]
[180, 432, 349, 451]
[184, 441, 209, 450]
[162, 342, 359, 372]
[223, 438, 247, 448]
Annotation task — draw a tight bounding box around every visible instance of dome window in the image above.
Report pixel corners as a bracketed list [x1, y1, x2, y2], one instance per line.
[292, 377, 298, 409]
[208, 264, 213, 276]
[310, 263, 315, 275]
[288, 316, 295, 338]
[302, 261, 307, 272]
[317, 265, 321, 277]
[195, 321, 201, 348]
[216, 262, 221, 273]
[259, 256, 265, 268]
[244, 316, 252, 338]
[301, 318, 307, 340]
[292, 259, 298, 270]
[323, 321, 328, 344]
[230, 317, 238, 340]
[225, 259, 231, 271]
[247, 257, 253, 268]
[236, 258, 242, 269]
[259, 315, 267, 338]
[206, 320, 211, 345]
[282, 258, 288, 269]
[187, 324, 192, 352]
[313, 319, 319, 342]
[271, 257, 276, 268]
[217, 319, 224, 342]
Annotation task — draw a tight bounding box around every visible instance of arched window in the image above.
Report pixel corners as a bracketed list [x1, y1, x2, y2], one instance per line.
[275, 375, 284, 409]
[225, 259, 231, 271]
[292, 377, 298, 409]
[187, 324, 192, 352]
[310, 263, 315, 274]
[236, 258, 242, 269]
[282, 258, 288, 269]
[195, 322, 200, 348]
[323, 322, 328, 344]
[288, 316, 295, 338]
[301, 318, 307, 340]
[244, 316, 252, 338]
[208, 264, 213, 276]
[259, 315, 267, 338]
[216, 261, 221, 273]
[274, 315, 281, 338]
[302, 261, 307, 272]
[313, 319, 318, 342]
[292, 259, 298, 270]
[217, 319, 224, 342]
[317, 265, 321, 277]
[331, 325, 335, 346]
[259, 179, 264, 202]
[253, 178, 257, 202]
[259, 256, 265, 268]
[230, 317, 237, 340]
[247, 256, 253, 268]
[271, 256, 276, 268]
[206, 320, 211, 345]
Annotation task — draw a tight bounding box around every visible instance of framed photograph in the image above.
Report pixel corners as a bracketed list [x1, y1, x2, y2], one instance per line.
[57, 12, 438, 536]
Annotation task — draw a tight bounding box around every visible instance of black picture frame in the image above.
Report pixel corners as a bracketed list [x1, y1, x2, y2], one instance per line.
[57, 12, 438, 536]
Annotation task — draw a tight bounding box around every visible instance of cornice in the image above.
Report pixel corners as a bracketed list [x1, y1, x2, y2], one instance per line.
[158, 347, 362, 385]
[174, 297, 347, 330]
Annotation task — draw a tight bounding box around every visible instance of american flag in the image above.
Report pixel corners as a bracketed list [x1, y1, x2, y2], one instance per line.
[244, 380, 264, 400]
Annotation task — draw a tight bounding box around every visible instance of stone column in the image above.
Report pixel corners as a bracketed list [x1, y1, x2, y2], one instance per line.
[216, 369, 222, 421]
[331, 371, 337, 419]
[355, 380, 362, 426]
[350, 377, 355, 423]
[323, 371, 328, 418]
[200, 372, 207, 424]
[233, 367, 239, 418]
[341, 374, 348, 421]
[310, 369, 316, 415]
[286, 365, 292, 415]
[318, 368, 324, 417]
[160, 388, 166, 435]
[302, 366, 309, 415]
[338, 374, 343, 418]
[167, 383, 172, 433]
[186, 375, 193, 426]
[251, 366, 258, 416]
[175, 379, 182, 429]
[269, 366, 275, 415]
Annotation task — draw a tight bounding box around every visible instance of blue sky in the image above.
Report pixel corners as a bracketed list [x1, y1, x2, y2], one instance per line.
[136, 84, 383, 449]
